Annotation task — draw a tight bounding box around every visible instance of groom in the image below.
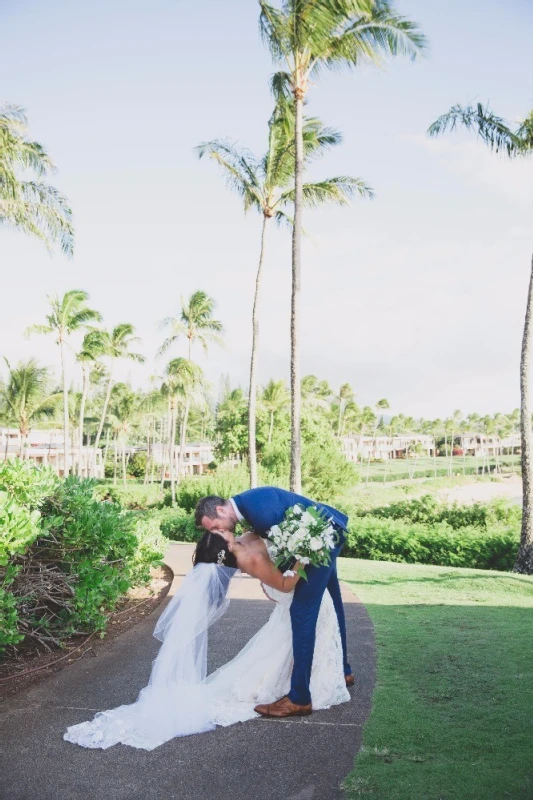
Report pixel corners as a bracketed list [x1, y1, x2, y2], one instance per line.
[195, 485, 353, 718]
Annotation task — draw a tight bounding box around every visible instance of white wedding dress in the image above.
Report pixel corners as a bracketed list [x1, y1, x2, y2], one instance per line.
[64, 562, 350, 751]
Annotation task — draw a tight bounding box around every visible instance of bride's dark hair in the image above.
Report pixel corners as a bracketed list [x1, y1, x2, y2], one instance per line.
[193, 531, 238, 570]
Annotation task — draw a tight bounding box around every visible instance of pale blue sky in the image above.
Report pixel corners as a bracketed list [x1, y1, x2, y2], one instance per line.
[1, 0, 532, 418]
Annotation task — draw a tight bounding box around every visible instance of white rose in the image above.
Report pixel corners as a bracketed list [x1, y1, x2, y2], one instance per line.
[300, 511, 314, 526]
[288, 534, 300, 551]
[293, 505, 303, 516]
[299, 556, 310, 565]
[309, 538, 323, 551]
[270, 525, 281, 538]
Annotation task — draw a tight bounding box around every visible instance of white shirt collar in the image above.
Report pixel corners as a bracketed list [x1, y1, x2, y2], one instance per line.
[229, 497, 244, 522]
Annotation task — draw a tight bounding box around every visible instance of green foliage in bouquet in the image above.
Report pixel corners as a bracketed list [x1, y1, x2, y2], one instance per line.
[268, 503, 338, 581]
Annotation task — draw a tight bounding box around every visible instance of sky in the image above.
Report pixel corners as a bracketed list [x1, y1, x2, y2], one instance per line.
[1, 0, 532, 419]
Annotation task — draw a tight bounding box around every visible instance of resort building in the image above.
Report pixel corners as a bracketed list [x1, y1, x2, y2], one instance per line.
[460, 433, 521, 457]
[341, 434, 436, 462]
[150, 442, 216, 476]
[0, 427, 104, 477]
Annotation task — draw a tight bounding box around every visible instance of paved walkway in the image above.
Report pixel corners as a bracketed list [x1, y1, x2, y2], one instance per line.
[1, 544, 376, 800]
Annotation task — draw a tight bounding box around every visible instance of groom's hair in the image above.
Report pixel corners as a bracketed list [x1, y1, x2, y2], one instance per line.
[193, 531, 238, 569]
[194, 495, 227, 527]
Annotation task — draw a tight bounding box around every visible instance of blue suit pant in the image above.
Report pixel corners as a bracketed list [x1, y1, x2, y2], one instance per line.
[288, 534, 351, 706]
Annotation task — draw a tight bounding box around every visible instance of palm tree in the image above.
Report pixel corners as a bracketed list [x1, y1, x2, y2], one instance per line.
[335, 383, 355, 436]
[92, 324, 145, 473]
[26, 290, 102, 476]
[448, 409, 463, 477]
[365, 398, 390, 482]
[163, 358, 204, 505]
[0, 103, 74, 254]
[76, 330, 106, 476]
[108, 384, 139, 489]
[198, 106, 369, 489]
[159, 291, 223, 360]
[355, 406, 376, 467]
[428, 103, 533, 573]
[259, 0, 426, 491]
[262, 379, 290, 444]
[0, 359, 56, 458]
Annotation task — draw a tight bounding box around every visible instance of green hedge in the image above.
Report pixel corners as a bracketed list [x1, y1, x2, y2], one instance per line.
[0, 462, 164, 653]
[337, 495, 521, 571]
[343, 516, 518, 571]
[163, 466, 250, 513]
[94, 482, 163, 510]
[358, 495, 522, 529]
[148, 507, 200, 543]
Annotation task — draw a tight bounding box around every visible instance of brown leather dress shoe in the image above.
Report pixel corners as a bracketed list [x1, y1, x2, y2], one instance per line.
[345, 673, 355, 687]
[254, 696, 312, 718]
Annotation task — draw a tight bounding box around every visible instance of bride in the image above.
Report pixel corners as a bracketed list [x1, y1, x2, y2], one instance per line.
[64, 530, 350, 751]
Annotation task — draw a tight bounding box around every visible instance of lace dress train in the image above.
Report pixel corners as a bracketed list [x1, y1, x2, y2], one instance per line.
[64, 578, 349, 750]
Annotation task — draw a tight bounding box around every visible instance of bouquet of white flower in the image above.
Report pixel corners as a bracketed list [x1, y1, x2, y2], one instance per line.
[267, 504, 339, 581]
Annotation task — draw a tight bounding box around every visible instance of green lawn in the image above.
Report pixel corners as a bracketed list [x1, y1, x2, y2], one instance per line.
[356, 455, 521, 482]
[337, 558, 533, 800]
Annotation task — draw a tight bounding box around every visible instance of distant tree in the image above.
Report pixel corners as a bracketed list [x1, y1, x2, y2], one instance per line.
[26, 290, 102, 476]
[0, 103, 74, 254]
[0, 359, 56, 458]
[159, 291, 223, 360]
[198, 102, 369, 488]
[429, 102, 533, 571]
[260, 0, 426, 491]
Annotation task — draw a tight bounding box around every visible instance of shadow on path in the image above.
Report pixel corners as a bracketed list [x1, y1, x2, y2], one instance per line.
[1, 544, 376, 800]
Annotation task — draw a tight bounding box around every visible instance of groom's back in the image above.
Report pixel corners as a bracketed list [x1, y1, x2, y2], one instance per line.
[232, 486, 348, 536]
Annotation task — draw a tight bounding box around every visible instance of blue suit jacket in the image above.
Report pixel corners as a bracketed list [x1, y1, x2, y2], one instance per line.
[232, 486, 348, 538]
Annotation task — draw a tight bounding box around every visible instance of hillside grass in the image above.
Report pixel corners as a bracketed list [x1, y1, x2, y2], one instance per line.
[338, 558, 533, 799]
[354, 455, 520, 482]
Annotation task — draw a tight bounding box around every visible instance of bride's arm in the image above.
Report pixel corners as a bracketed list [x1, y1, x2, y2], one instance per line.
[235, 546, 301, 593]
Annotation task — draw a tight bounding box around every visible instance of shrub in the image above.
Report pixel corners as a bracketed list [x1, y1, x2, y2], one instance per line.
[127, 451, 147, 478]
[164, 465, 250, 513]
[344, 516, 518, 571]
[95, 482, 162, 510]
[149, 507, 200, 543]
[359, 495, 522, 530]
[0, 464, 164, 653]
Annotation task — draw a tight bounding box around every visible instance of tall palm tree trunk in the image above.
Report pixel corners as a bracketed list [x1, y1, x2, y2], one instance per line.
[93, 374, 113, 473]
[122, 437, 127, 489]
[160, 400, 171, 490]
[515, 254, 533, 573]
[144, 422, 151, 485]
[60, 337, 70, 477]
[248, 214, 269, 489]
[169, 401, 177, 505]
[177, 398, 190, 490]
[268, 411, 275, 445]
[113, 433, 118, 485]
[290, 88, 304, 493]
[77, 365, 89, 477]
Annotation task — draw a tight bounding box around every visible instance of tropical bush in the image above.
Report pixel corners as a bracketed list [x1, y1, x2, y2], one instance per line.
[95, 481, 162, 510]
[163, 465, 250, 512]
[127, 451, 148, 478]
[344, 516, 518, 571]
[149, 507, 200, 543]
[0, 463, 164, 653]
[358, 495, 521, 529]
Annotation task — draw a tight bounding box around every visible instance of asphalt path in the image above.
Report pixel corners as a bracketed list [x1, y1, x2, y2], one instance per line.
[1, 543, 376, 800]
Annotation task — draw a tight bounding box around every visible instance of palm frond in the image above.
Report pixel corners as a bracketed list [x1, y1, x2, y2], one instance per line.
[428, 102, 524, 157]
[281, 175, 373, 207]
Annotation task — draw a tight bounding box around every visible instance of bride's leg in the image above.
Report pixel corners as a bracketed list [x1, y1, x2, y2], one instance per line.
[327, 568, 352, 677]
